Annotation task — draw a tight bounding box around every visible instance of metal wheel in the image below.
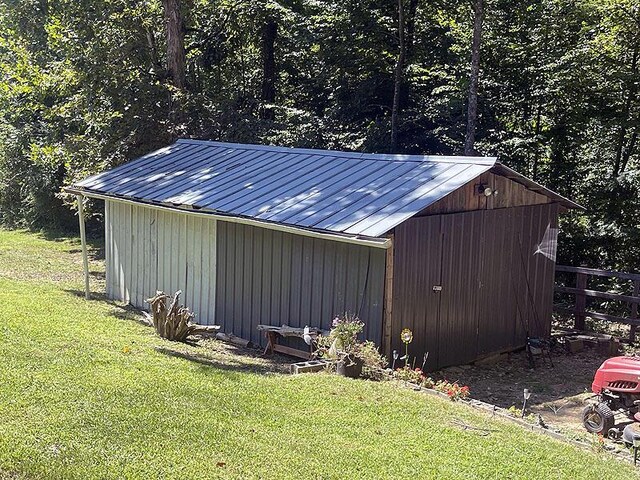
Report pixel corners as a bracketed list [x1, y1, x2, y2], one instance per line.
[582, 403, 615, 436]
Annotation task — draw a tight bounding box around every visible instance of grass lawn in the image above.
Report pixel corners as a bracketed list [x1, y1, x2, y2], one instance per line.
[0, 228, 637, 479]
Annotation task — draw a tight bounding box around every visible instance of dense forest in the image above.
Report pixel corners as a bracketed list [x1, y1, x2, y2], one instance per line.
[0, 0, 638, 272]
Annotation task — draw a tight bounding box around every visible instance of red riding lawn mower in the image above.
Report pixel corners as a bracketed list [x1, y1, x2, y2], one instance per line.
[583, 356, 640, 439]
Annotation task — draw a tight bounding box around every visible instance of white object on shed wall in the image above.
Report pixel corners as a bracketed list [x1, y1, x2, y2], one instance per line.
[105, 200, 217, 325]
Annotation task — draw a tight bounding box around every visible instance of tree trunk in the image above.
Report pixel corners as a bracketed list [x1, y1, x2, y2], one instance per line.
[147, 291, 220, 342]
[532, 103, 543, 180]
[614, 41, 639, 176]
[464, 0, 484, 156]
[391, 0, 406, 152]
[162, 0, 186, 90]
[260, 17, 278, 120]
[405, 0, 419, 62]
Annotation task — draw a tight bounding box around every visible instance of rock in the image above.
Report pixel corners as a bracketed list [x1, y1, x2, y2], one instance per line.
[566, 338, 584, 353]
[598, 339, 620, 357]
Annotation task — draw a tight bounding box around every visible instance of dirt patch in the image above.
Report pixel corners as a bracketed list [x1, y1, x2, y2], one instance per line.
[435, 348, 609, 437]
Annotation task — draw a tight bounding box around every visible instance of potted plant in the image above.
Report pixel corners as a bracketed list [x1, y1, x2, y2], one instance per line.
[315, 314, 386, 378]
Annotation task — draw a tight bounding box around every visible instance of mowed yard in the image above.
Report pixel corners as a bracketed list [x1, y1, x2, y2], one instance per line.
[0, 229, 636, 479]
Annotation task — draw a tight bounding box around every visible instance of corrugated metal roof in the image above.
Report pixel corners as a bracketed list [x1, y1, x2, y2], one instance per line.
[69, 139, 577, 239]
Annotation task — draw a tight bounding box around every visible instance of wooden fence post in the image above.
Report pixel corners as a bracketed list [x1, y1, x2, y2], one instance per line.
[630, 280, 640, 344]
[574, 272, 587, 330]
[77, 194, 90, 300]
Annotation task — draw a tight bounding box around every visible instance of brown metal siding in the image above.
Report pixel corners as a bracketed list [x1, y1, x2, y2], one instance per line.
[391, 215, 442, 370]
[392, 203, 559, 369]
[438, 211, 485, 367]
[215, 221, 386, 346]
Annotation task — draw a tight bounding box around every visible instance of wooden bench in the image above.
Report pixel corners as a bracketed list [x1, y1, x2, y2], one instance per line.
[257, 324, 328, 360]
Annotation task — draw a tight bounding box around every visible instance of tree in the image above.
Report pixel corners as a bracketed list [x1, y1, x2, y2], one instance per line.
[0, 0, 638, 274]
[464, 0, 483, 155]
[260, 15, 278, 119]
[391, 0, 406, 151]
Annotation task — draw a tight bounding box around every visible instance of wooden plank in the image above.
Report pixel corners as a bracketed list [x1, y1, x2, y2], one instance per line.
[271, 343, 311, 360]
[574, 273, 587, 330]
[382, 234, 394, 357]
[554, 306, 640, 327]
[554, 286, 640, 304]
[555, 265, 640, 281]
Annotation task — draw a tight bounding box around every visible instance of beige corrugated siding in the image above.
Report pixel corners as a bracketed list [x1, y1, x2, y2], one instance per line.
[105, 200, 217, 325]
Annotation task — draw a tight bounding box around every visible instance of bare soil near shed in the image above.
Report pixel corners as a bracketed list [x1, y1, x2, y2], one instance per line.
[435, 346, 634, 440]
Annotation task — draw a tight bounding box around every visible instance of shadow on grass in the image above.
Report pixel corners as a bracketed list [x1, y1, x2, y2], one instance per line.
[64, 289, 107, 301]
[155, 345, 290, 376]
[90, 270, 106, 281]
[63, 287, 292, 376]
[63, 289, 153, 327]
[33, 227, 105, 261]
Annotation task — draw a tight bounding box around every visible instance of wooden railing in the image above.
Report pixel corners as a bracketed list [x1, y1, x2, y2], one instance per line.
[554, 265, 640, 342]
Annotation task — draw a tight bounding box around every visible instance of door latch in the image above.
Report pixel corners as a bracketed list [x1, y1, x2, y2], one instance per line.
[432, 285, 442, 292]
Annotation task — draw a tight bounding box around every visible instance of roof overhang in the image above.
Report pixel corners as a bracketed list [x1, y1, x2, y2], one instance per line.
[64, 187, 392, 250]
[491, 163, 584, 210]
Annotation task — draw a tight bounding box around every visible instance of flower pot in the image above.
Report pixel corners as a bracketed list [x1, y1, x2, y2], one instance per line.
[336, 357, 363, 378]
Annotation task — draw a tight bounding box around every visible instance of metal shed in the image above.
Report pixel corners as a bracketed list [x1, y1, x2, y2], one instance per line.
[67, 139, 580, 369]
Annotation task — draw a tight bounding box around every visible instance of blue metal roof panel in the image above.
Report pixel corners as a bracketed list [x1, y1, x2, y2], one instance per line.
[73, 139, 502, 238]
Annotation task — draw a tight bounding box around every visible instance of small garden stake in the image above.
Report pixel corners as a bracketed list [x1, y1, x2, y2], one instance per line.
[392, 350, 398, 370]
[522, 388, 531, 418]
[401, 329, 413, 368]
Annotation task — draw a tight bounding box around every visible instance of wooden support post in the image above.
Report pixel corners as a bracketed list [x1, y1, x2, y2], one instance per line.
[574, 272, 587, 330]
[382, 234, 394, 358]
[76, 194, 90, 300]
[630, 280, 640, 344]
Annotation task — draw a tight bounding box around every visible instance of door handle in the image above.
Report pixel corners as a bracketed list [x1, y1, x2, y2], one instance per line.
[432, 285, 442, 292]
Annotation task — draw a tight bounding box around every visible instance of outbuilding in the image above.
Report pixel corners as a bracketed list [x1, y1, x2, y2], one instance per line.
[67, 139, 580, 369]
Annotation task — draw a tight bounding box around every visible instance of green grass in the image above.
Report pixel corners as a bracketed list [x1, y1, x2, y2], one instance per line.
[0, 229, 637, 479]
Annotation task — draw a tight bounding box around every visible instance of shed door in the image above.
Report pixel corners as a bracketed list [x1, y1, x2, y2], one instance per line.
[392, 211, 483, 370]
[391, 215, 443, 371]
[437, 212, 484, 367]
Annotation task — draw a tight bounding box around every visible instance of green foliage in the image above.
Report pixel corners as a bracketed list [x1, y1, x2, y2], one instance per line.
[315, 313, 387, 377]
[0, 0, 637, 272]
